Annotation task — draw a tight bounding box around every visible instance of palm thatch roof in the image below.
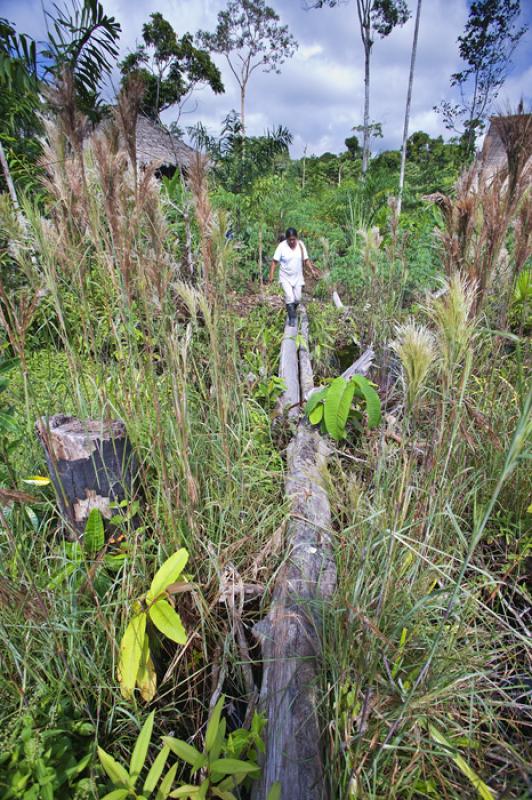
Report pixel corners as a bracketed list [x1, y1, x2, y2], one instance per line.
[479, 114, 532, 180]
[135, 115, 195, 172]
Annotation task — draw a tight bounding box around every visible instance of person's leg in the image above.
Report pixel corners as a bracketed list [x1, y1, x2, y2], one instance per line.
[280, 280, 297, 326]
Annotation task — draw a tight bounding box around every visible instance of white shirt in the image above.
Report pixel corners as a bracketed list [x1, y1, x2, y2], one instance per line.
[273, 240, 308, 285]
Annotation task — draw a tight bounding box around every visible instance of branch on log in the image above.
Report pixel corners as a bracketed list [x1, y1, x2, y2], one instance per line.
[341, 347, 375, 380]
[35, 414, 137, 538]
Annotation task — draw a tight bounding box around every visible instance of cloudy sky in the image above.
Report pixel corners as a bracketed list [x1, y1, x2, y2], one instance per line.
[2, 0, 532, 156]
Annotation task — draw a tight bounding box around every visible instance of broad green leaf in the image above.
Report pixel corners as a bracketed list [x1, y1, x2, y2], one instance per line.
[137, 634, 157, 702]
[118, 613, 146, 699]
[149, 599, 187, 644]
[162, 737, 204, 769]
[155, 762, 179, 800]
[144, 745, 170, 795]
[266, 783, 281, 800]
[22, 476, 51, 486]
[97, 747, 130, 788]
[336, 379, 355, 438]
[304, 387, 327, 416]
[147, 549, 189, 603]
[83, 508, 105, 555]
[428, 724, 495, 800]
[205, 694, 225, 754]
[130, 711, 155, 786]
[308, 402, 324, 425]
[101, 791, 130, 800]
[209, 758, 260, 776]
[352, 375, 381, 429]
[323, 376, 348, 440]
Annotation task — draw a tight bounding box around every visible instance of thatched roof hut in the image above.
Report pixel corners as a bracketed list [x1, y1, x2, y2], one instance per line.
[479, 114, 532, 180]
[135, 115, 195, 175]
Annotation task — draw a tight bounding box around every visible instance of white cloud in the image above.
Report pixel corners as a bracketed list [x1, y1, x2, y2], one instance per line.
[3, 0, 531, 157]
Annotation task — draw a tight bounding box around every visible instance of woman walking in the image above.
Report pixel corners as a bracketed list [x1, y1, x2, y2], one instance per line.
[269, 228, 318, 326]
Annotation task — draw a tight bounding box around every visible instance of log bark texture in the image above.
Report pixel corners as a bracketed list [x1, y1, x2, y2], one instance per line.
[278, 318, 300, 417]
[252, 422, 335, 800]
[253, 304, 338, 799]
[36, 414, 137, 537]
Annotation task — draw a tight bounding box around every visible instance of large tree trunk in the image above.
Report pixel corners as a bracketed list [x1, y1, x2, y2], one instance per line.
[397, 0, 423, 216]
[253, 306, 374, 799]
[36, 415, 137, 539]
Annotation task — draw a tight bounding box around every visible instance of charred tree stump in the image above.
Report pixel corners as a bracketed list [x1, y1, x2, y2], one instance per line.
[36, 414, 137, 539]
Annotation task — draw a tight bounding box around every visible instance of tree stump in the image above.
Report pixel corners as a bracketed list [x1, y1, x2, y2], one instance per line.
[35, 414, 137, 538]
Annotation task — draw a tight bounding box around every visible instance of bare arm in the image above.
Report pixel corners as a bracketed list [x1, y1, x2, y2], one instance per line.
[269, 259, 278, 282]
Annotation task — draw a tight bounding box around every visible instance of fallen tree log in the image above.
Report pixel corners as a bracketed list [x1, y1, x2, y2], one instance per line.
[253, 304, 374, 799]
[278, 318, 300, 417]
[36, 414, 137, 538]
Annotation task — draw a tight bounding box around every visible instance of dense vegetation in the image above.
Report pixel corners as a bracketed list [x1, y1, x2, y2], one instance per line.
[0, 1, 530, 799]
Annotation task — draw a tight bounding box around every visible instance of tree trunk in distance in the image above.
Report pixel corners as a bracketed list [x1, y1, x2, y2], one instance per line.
[397, 0, 422, 216]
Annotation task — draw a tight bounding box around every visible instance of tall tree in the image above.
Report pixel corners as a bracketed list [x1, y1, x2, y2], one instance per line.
[397, 0, 422, 216]
[120, 12, 224, 122]
[437, 0, 527, 160]
[198, 0, 297, 137]
[309, 1, 410, 174]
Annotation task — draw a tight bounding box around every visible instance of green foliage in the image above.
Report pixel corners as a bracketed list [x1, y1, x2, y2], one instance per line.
[98, 699, 265, 800]
[163, 695, 264, 799]
[42, 0, 121, 119]
[98, 711, 174, 800]
[509, 267, 531, 334]
[118, 549, 189, 701]
[0, 695, 95, 799]
[306, 374, 381, 440]
[120, 12, 223, 119]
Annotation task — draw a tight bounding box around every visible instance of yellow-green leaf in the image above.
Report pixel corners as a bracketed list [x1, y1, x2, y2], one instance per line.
[143, 745, 170, 795]
[137, 635, 157, 702]
[428, 724, 495, 800]
[118, 613, 146, 699]
[147, 549, 189, 604]
[155, 762, 178, 800]
[209, 758, 260, 776]
[266, 783, 281, 800]
[130, 710, 155, 786]
[97, 747, 130, 788]
[149, 599, 187, 644]
[161, 737, 204, 769]
[22, 476, 51, 486]
[205, 694, 225, 754]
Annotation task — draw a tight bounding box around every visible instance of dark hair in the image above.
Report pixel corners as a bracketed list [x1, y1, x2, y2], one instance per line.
[285, 227, 298, 239]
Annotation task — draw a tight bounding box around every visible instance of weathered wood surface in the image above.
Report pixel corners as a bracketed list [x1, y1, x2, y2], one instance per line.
[36, 414, 137, 537]
[278, 318, 300, 417]
[254, 303, 377, 798]
[341, 346, 375, 380]
[252, 421, 335, 800]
